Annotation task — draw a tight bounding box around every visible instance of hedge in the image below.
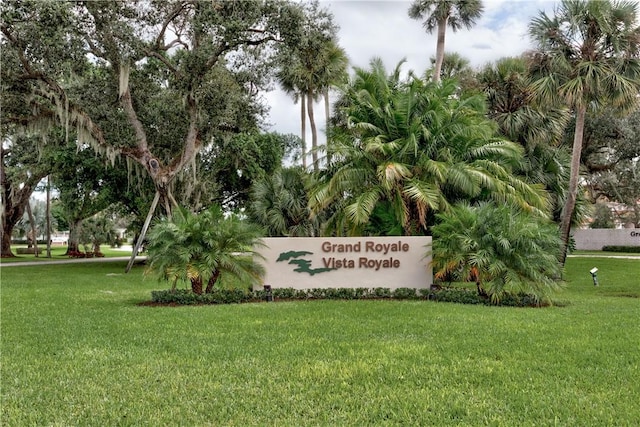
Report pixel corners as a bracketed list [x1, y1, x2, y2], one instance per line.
[602, 245, 640, 253]
[150, 287, 549, 307]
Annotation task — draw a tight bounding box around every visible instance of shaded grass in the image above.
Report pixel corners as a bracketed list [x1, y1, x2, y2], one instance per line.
[0, 245, 133, 262]
[1, 258, 639, 426]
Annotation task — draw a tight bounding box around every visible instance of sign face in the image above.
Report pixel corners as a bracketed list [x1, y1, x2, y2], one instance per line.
[257, 236, 432, 290]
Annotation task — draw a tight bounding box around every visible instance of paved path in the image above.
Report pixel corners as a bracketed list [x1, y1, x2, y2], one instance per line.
[566, 254, 640, 259]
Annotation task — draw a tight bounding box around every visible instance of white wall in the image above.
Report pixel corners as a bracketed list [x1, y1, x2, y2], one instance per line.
[572, 229, 640, 250]
[257, 236, 432, 290]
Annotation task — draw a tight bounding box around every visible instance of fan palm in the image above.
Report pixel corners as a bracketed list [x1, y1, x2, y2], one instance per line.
[145, 205, 265, 294]
[248, 167, 321, 237]
[479, 58, 568, 216]
[408, 0, 484, 83]
[528, 0, 640, 264]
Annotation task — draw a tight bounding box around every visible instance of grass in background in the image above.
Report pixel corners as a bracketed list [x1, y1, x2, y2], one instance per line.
[1, 257, 639, 426]
[0, 245, 134, 263]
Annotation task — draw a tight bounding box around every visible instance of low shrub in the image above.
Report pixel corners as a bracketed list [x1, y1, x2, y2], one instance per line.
[149, 286, 547, 307]
[429, 288, 485, 305]
[602, 245, 640, 253]
[372, 287, 392, 298]
[392, 287, 419, 299]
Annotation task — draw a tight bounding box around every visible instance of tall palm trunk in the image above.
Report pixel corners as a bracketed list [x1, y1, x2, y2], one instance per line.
[45, 175, 52, 258]
[25, 202, 39, 257]
[301, 93, 307, 169]
[205, 269, 221, 294]
[307, 89, 319, 172]
[559, 105, 586, 265]
[191, 276, 203, 295]
[433, 16, 448, 83]
[324, 88, 331, 165]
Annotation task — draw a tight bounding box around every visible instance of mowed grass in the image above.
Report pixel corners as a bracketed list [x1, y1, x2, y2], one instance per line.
[1, 257, 639, 426]
[0, 245, 134, 263]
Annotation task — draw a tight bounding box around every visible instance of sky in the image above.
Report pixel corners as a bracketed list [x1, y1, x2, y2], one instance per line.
[263, 0, 559, 138]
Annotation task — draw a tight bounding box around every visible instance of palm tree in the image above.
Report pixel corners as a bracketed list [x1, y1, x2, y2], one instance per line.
[145, 205, 265, 295]
[429, 51, 477, 92]
[319, 41, 349, 166]
[312, 59, 549, 236]
[431, 202, 563, 303]
[528, 0, 640, 264]
[277, 58, 308, 169]
[248, 167, 321, 237]
[408, 0, 484, 83]
[79, 213, 116, 256]
[477, 57, 573, 221]
[275, 2, 346, 172]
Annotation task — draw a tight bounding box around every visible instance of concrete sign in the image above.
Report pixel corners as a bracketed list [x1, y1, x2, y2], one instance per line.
[257, 236, 432, 290]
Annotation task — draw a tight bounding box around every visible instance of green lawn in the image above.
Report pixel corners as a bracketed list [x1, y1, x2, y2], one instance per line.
[1, 257, 639, 426]
[0, 245, 135, 263]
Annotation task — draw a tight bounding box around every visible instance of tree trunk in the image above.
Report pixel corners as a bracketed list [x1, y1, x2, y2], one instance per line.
[324, 88, 331, 166]
[66, 219, 81, 254]
[191, 276, 203, 295]
[25, 201, 39, 257]
[307, 89, 318, 172]
[125, 191, 160, 273]
[0, 146, 15, 258]
[1, 228, 14, 258]
[433, 17, 448, 83]
[0, 189, 33, 258]
[476, 282, 488, 298]
[205, 269, 221, 294]
[45, 175, 52, 258]
[559, 105, 587, 266]
[301, 92, 307, 169]
[1, 147, 40, 257]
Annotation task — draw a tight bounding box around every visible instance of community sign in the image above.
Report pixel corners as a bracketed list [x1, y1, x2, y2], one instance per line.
[257, 236, 432, 290]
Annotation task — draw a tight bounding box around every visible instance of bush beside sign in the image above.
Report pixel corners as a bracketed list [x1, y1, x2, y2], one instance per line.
[257, 236, 432, 290]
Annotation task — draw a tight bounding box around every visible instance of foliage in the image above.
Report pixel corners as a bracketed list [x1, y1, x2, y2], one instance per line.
[151, 286, 542, 307]
[248, 167, 321, 237]
[151, 288, 250, 305]
[528, 0, 640, 263]
[145, 205, 265, 294]
[315, 59, 548, 236]
[476, 56, 592, 227]
[1, 0, 309, 216]
[601, 245, 640, 253]
[589, 203, 616, 229]
[429, 51, 479, 94]
[431, 202, 564, 302]
[580, 107, 640, 227]
[13, 199, 58, 240]
[204, 132, 290, 210]
[0, 133, 52, 257]
[51, 138, 130, 252]
[78, 213, 117, 255]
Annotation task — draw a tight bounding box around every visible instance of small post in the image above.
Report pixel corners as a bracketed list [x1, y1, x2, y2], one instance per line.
[590, 267, 599, 286]
[264, 285, 273, 302]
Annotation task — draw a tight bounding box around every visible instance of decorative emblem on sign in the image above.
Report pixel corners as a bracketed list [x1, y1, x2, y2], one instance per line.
[276, 251, 336, 276]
